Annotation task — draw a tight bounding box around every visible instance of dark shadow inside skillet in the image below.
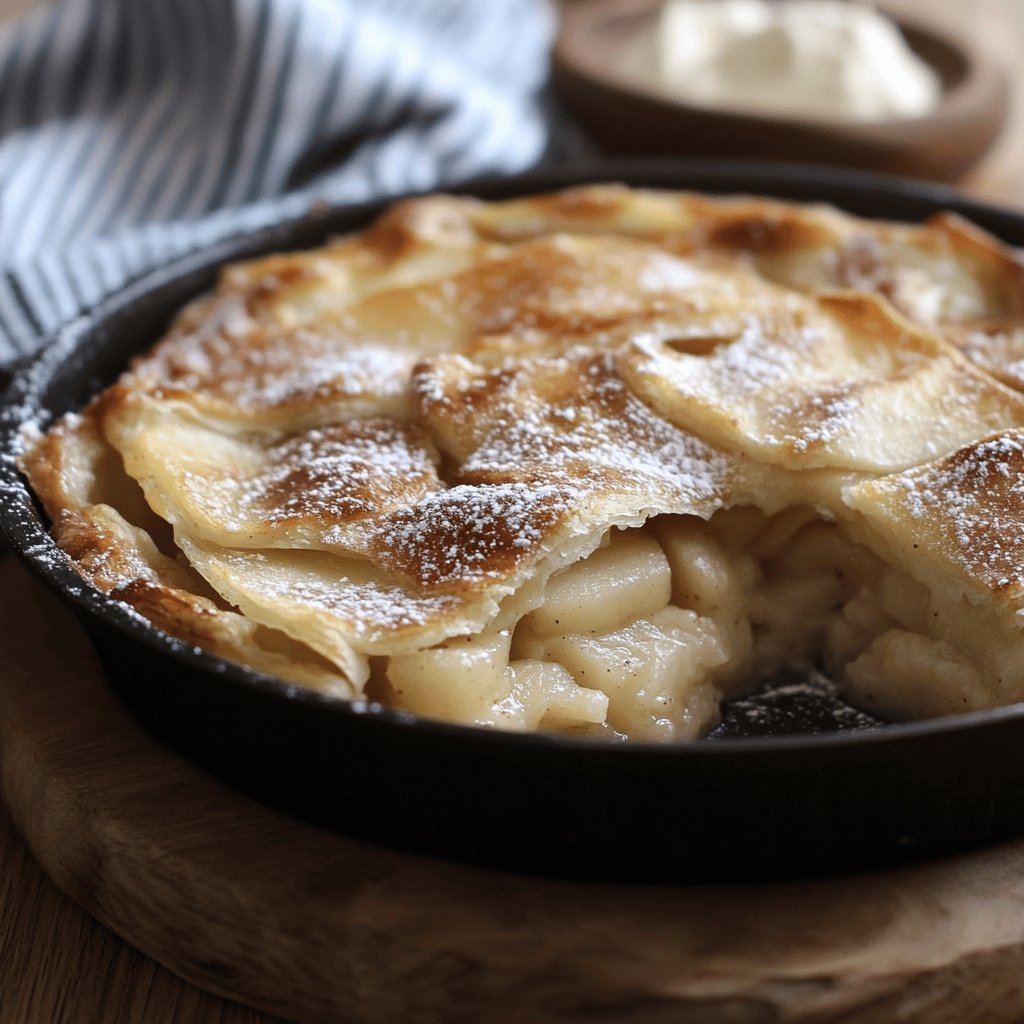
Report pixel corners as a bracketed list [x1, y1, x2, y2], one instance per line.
[6, 159, 1024, 882]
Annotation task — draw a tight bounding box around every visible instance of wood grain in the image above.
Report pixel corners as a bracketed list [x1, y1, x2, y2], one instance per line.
[0, 710, 279, 1023]
[5, 556, 1024, 1024]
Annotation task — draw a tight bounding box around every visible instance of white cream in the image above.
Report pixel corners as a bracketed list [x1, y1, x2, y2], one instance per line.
[619, 0, 942, 122]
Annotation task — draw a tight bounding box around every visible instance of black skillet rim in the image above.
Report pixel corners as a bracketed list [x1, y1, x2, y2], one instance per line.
[5, 157, 1024, 764]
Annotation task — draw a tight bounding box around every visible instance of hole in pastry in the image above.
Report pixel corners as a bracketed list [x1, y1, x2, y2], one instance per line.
[87, 437, 180, 559]
[434, 450, 463, 489]
[663, 334, 736, 356]
[251, 626, 340, 672]
[710, 668, 885, 738]
[362, 656, 396, 705]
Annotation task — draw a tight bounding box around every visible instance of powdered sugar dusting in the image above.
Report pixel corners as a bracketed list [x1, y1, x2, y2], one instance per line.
[632, 306, 820, 407]
[371, 482, 575, 590]
[416, 350, 731, 509]
[192, 420, 441, 538]
[181, 542, 467, 643]
[877, 431, 1024, 594]
[251, 561, 464, 636]
[773, 389, 860, 453]
[135, 318, 410, 413]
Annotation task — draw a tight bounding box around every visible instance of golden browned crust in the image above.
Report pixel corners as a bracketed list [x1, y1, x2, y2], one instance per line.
[847, 430, 1024, 602]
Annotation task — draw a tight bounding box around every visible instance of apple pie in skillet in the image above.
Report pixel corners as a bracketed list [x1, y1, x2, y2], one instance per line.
[20, 179, 1024, 742]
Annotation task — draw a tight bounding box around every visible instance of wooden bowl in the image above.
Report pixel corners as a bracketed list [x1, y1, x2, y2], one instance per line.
[553, 0, 1009, 181]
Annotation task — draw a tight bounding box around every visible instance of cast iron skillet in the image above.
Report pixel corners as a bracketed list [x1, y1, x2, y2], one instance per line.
[5, 160, 1024, 883]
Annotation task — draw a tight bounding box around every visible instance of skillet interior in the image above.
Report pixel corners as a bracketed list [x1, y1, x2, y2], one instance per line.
[6, 159, 1024, 882]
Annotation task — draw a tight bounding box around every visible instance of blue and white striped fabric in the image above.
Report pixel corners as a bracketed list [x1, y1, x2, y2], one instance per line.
[0, 0, 561, 366]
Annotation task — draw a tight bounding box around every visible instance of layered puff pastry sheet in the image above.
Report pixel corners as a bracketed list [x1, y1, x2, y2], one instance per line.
[21, 184, 1024, 739]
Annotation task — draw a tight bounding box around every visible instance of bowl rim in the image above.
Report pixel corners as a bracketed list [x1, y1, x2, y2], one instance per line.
[6, 156, 1024, 761]
[553, 0, 1009, 137]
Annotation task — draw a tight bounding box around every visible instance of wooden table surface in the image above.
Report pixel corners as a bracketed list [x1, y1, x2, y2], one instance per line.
[4, 2, 1024, 1023]
[0, 553, 275, 1023]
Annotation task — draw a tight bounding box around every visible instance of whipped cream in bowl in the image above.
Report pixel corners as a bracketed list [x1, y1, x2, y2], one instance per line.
[618, 0, 942, 123]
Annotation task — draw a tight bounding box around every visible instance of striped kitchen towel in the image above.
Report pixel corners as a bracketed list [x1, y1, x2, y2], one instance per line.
[0, 0, 565, 367]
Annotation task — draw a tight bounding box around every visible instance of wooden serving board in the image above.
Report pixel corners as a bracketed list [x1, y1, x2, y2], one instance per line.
[5, 556, 1024, 1024]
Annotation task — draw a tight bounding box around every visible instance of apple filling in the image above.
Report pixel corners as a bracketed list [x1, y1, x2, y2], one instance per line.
[381, 504, 1021, 739]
